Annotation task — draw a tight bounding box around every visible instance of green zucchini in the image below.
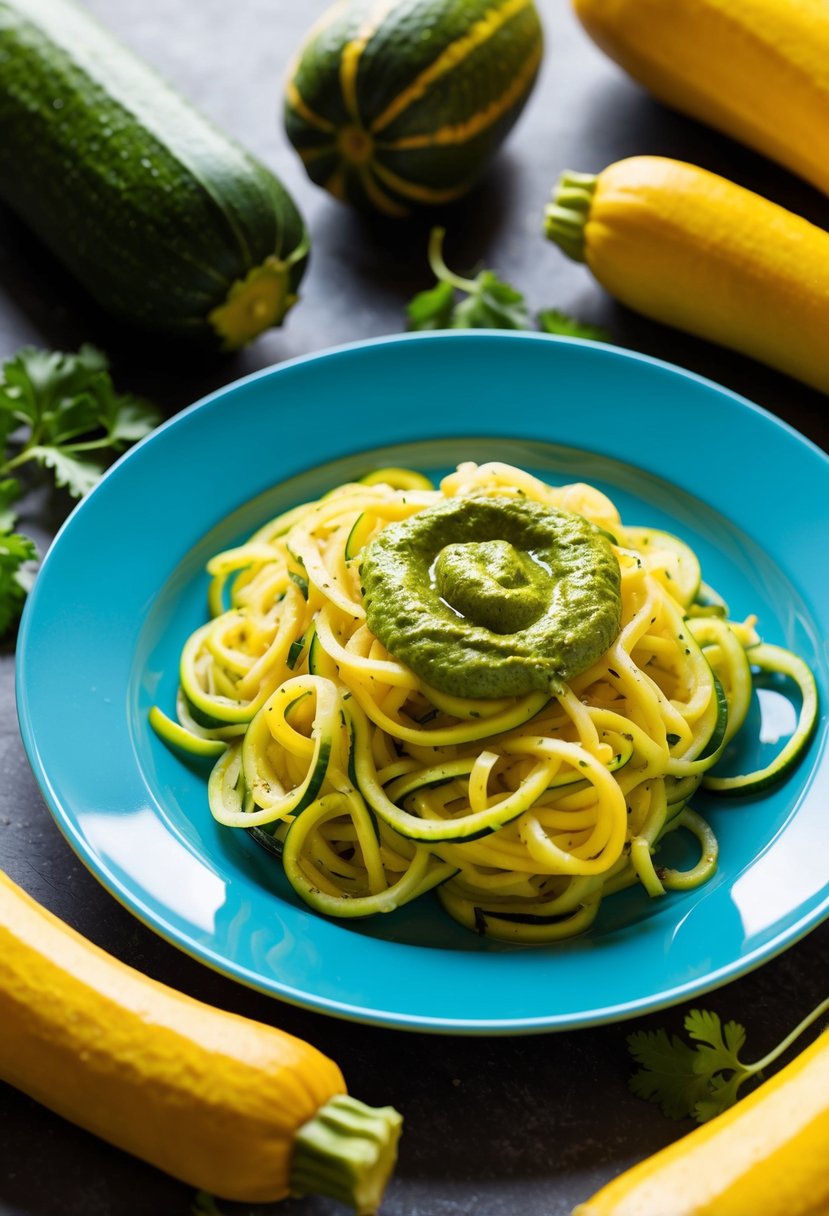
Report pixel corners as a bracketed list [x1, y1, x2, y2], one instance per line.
[147, 705, 227, 759]
[383, 729, 634, 803]
[688, 580, 729, 618]
[281, 793, 457, 920]
[623, 526, 702, 607]
[357, 468, 435, 490]
[0, 0, 308, 348]
[345, 694, 559, 843]
[680, 671, 729, 767]
[179, 626, 257, 725]
[437, 885, 602, 941]
[344, 513, 374, 561]
[241, 684, 335, 820]
[703, 642, 818, 795]
[307, 626, 339, 680]
[208, 679, 338, 829]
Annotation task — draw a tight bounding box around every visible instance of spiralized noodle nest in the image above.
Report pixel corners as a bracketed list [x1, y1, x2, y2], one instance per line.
[153, 461, 782, 943]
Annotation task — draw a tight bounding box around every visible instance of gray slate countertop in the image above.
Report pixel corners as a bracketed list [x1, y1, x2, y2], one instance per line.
[1, 1, 827, 1214]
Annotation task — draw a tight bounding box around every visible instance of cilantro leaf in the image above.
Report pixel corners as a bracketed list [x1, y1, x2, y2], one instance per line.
[28, 445, 106, 499]
[190, 1193, 224, 1216]
[450, 270, 531, 329]
[686, 1008, 747, 1076]
[627, 1026, 715, 1121]
[0, 529, 38, 636]
[407, 228, 531, 332]
[406, 279, 456, 330]
[106, 396, 161, 445]
[0, 344, 161, 637]
[406, 228, 606, 339]
[0, 345, 108, 431]
[694, 1070, 746, 1124]
[0, 345, 159, 483]
[537, 308, 610, 342]
[628, 997, 829, 1124]
[0, 478, 21, 532]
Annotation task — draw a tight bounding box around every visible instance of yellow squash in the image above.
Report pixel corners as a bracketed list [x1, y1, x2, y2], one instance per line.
[0, 870, 401, 1212]
[572, 1024, 829, 1215]
[545, 155, 829, 395]
[570, 0, 829, 198]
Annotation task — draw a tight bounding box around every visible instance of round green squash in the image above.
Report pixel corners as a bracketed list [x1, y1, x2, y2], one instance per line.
[284, 0, 544, 216]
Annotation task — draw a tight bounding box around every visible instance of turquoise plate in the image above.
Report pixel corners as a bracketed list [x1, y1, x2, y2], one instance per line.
[15, 332, 829, 1034]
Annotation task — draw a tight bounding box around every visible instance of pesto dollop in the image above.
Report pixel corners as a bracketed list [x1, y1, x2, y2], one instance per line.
[360, 496, 622, 699]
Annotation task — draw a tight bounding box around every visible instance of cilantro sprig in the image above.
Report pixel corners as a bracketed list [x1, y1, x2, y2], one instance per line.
[628, 996, 829, 1124]
[191, 1194, 223, 1215]
[0, 344, 160, 636]
[406, 227, 610, 340]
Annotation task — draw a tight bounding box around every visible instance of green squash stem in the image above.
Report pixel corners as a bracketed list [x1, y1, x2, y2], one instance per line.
[544, 170, 599, 262]
[290, 1093, 403, 1215]
[208, 235, 309, 350]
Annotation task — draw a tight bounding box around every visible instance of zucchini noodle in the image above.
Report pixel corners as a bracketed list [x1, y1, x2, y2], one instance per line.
[151, 461, 818, 943]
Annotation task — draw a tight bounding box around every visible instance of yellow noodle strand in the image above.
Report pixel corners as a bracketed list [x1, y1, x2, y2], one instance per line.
[158, 461, 765, 943]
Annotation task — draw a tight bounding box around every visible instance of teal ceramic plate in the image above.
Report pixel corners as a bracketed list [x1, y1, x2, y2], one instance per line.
[16, 333, 829, 1034]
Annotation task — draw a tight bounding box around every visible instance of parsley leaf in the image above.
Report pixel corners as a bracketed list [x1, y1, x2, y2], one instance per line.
[406, 279, 456, 330]
[1, 345, 159, 495]
[628, 997, 829, 1124]
[0, 345, 109, 431]
[0, 530, 37, 636]
[450, 269, 531, 330]
[407, 228, 608, 339]
[537, 307, 610, 342]
[27, 445, 104, 499]
[0, 478, 21, 532]
[190, 1193, 224, 1216]
[0, 344, 160, 635]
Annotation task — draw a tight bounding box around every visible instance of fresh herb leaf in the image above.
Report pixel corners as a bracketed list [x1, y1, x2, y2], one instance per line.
[406, 278, 456, 330]
[694, 1070, 746, 1125]
[27, 444, 106, 499]
[537, 307, 610, 342]
[0, 345, 159, 487]
[686, 1007, 747, 1074]
[450, 270, 531, 330]
[0, 530, 38, 636]
[0, 478, 21, 532]
[0, 344, 160, 635]
[190, 1192, 224, 1216]
[407, 228, 607, 339]
[628, 1025, 715, 1121]
[628, 997, 829, 1124]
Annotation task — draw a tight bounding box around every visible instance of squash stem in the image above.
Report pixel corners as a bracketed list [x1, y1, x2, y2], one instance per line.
[290, 1092, 403, 1215]
[427, 226, 479, 294]
[544, 170, 598, 263]
[207, 244, 307, 350]
[748, 995, 829, 1076]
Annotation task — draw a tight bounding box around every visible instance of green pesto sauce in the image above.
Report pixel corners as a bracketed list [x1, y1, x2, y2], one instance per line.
[360, 495, 622, 699]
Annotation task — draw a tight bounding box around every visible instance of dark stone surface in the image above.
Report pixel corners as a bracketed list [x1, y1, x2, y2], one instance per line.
[0, 1, 827, 1214]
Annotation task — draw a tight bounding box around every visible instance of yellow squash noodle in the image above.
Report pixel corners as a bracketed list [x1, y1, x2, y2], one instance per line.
[153, 461, 807, 943]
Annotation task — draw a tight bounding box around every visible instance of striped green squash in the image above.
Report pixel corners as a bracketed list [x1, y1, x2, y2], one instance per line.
[284, 0, 544, 216]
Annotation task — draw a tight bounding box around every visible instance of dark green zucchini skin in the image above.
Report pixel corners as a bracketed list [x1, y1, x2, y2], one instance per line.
[0, 0, 309, 348]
